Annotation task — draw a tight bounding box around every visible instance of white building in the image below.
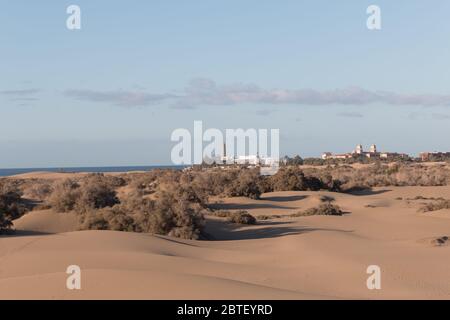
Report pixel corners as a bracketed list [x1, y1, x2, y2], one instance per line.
[322, 144, 409, 161]
[354, 144, 364, 155]
[235, 155, 260, 165]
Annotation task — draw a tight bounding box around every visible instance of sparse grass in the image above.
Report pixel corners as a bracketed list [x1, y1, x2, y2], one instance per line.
[408, 196, 445, 201]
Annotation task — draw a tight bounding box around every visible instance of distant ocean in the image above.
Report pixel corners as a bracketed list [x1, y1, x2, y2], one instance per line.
[0, 165, 186, 177]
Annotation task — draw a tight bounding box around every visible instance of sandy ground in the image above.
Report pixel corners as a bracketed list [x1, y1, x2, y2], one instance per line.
[1, 173, 450, 299]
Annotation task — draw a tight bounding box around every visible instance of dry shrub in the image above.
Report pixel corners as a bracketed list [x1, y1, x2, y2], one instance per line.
[0, 212, 12, 233]
[319, 195, 336, 203]
[226, 211, 257, 225]
[148, 187, 205, 239]
[75, 174, 120, 214]
[0, 180, 28, 233]
[79, 206, 135, 232]
[128, 176, 206, 239]
[208, 210, 232, 218]
[48, 179, 81, 212]
[301, 162, 450, 191]
[269, 167, 325, 192]
[48, 174, 119, 214]
[126, 167, 341, 202]
[419, 200, 450, 213]
[78, 181, 205, 240]
[292, 203, 344, 217]
[128, 171, 162, 195]
[25, 181, 53, 201]
[256, 214, 282, 220]
[225, 169, 262, 199]
[101, 175, 127, 188]
[178, 173, 209, 206]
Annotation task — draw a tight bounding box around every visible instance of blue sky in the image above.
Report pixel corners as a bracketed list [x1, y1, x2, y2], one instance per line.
[1, 0, 450, 168]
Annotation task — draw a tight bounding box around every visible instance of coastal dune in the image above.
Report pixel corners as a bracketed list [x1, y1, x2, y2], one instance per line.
[1, 173, 450, 299]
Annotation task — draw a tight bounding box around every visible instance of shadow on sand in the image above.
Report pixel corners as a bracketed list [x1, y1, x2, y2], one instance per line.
[260, 195, 309, 202]
[0, 229, 54, 238]
[346, 189, 391, 196]
[205, 219, 353, 241]
[210, 203, 297, 211]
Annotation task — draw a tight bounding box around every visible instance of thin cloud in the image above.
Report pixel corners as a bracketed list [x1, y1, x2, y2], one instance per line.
[0, 89, 40, 96]
[173, 79, 450, 109]
[64, 89, 177, 107]
[10, 97, 40, 102]
[337, 112, 364, 118]
[63, 79, 450, 109]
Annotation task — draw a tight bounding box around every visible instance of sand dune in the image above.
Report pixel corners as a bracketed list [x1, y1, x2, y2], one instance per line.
[1, 183, 450, 299]
[13, 210, 78, 234]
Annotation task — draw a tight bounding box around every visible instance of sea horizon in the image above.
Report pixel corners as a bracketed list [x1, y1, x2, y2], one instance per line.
[0, 165, 186, 177]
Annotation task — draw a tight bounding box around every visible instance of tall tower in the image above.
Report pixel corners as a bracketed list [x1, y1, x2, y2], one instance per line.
[370, 144, 377, 154]
[221, 143, 227, 164]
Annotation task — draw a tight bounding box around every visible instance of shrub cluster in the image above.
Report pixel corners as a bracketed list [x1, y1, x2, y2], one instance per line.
[292, 203, 344, 217]
[25, 180, 53, 201]
[48, 174, 119, 214]
[79, 185, 205, 239]
[208, 209, 257, 225]
[419, 200, 450, 213]
[0, 180, 28, 233]
[226, 211, 257, 225]
[268, 167, 324, 192]
[225, 169, 262, 199]
[46, 173, 206, 239]
[301, 162, 450, 190]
